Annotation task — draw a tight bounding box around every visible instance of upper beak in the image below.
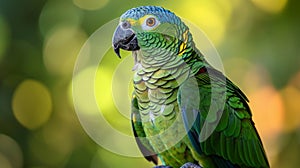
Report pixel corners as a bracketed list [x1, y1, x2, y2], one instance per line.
[112, 25, 140, 58]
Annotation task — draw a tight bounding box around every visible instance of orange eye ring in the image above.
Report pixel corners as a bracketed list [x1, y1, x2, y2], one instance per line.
[146, 17, 156, 27]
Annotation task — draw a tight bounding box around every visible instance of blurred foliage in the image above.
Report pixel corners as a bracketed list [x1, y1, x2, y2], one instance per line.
[0, 0, 300, 167]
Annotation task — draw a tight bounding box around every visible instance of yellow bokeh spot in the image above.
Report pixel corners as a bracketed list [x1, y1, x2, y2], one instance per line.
[0, 134, 23, 168]
[280, 72, 300, 132]
[73, 0, 109, 10]
[43, 26, 87, 76]
[72, 66, 100, 115]
[12, 79, 52, 130]
[252, 0, 288, 13]
[0, 154, 12, 168]
[176, 0, 233, 45]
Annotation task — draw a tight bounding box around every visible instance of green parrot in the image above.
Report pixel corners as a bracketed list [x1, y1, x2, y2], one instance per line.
[112, 6, 269, 168]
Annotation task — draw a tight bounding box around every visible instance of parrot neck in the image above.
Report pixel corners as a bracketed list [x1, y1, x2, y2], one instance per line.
[134, 29, 207, 77]
[133, 44, 206, 78]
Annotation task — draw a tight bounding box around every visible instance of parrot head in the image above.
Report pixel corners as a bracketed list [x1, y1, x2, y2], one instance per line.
[112, 6, 193, 58]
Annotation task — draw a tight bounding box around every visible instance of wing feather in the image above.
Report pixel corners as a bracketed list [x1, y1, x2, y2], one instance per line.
[179, 67, 269, 167]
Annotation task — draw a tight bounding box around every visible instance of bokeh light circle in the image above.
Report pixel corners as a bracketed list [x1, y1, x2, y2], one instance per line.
[0, 154, 12, 168]
[0, 134, 23, 168]
[73, 0, 109, 10]
[12, 79, 52, 130]
[251, 0, 288, 13]
[43, 26, 88, 76]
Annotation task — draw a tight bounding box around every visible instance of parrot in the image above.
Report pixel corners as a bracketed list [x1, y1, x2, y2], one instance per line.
[112, 6, 269, 168]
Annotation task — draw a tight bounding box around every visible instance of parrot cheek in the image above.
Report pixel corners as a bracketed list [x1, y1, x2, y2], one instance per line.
[112, 25, 140, 58]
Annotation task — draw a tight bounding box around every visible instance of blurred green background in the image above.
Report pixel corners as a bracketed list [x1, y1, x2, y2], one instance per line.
[1, 0, 300, 167]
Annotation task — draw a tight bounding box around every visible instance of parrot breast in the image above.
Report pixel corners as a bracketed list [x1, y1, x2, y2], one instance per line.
[132, 50, 198, 166]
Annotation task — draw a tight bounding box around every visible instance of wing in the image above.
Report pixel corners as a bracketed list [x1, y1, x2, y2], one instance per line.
[178, 67, 270, 167]
[131, 94, 158, 165]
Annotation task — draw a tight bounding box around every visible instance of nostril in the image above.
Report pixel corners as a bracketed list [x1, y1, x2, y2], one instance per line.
[121, 21, 131, 29]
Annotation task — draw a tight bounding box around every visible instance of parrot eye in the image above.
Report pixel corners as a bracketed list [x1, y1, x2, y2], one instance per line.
[121, 21, 131, 29]
[146, 17, 156, 27]
[141, 16, 160, 31]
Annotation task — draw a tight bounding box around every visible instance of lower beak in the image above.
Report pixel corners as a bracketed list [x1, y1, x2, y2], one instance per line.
[112, 25, 140, 58]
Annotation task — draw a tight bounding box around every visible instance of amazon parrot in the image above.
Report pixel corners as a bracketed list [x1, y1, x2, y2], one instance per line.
[112, 6, 269, 168]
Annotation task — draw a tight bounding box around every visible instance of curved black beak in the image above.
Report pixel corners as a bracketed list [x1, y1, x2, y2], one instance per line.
[112, 25, 140, 58]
